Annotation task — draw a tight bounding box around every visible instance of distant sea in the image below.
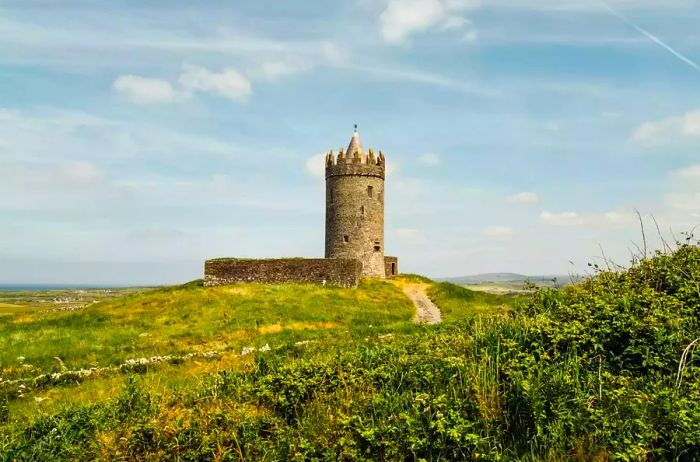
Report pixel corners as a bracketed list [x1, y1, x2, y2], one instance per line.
[0, 284, 116, 292]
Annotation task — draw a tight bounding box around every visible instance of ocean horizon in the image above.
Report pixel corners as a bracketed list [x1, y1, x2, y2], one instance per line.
[0, 284, 136, 292]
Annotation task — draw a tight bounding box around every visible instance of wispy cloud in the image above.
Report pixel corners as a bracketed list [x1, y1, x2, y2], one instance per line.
[631, 108, 700, 145]
[674, 164, 700, 179]
[418, 152, 441, 166]
[540, 210, 585, 227]
[506, 192, 538, 205]
[114, 65, 253, 104]
[482, 225, 515, 239]
[600, 0, 700, 72]
[379, 0, 480, 44]
[113, 75, 178, 104]
[178, 65, 252, 103]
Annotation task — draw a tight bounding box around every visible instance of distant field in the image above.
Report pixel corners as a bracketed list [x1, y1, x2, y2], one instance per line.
[462, 280, 557, 295]
[0, 287, 151, 310]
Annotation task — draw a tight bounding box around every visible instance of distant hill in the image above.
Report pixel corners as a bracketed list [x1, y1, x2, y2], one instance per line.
[438, 273, 571, 284]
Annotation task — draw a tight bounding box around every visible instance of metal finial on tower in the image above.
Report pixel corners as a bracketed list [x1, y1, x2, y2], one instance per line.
[347, 124, 363, 157]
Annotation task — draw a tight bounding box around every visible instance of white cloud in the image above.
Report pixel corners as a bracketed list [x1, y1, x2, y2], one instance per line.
[179, 65, 252, 103]
[5, 160, 107, 201]
[381, 0, 446, 44]
[674, 164, 700, 179]
[482, 225, 515, 238]
[113, 75, 177, 104]
[631, 108, 700, 145]
[441, 15, 478, 42]
[540, 210, 585, 227]
[441, 15, 468, 30]
[256, 60, 312, 81]
[58, 161, 104, 184]
[540, 209, 639, 228]
[506, 191, 539, 204]
[377, 0, 681, 45]
[665, 192, 700, 211]
[418, 152, 441, 166]
[379, 0, 480, 44]
[602, 210, 637, 226]
[305, 153, 326, 179]
[484, 0, 689, 11]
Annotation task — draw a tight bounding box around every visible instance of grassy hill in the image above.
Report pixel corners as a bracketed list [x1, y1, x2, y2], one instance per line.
[1, 247, 700, 460]
[0, 280, 416, 383]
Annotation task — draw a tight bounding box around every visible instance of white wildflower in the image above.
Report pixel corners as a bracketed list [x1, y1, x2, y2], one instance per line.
[259, 344, 271, 352]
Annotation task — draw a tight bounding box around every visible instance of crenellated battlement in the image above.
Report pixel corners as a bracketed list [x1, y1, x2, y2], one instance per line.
[325, 147, 386, 179]
[324, 126, 395, 279]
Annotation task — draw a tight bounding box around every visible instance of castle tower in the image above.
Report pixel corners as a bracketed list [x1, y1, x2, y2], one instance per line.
[325, 126, 387, 278]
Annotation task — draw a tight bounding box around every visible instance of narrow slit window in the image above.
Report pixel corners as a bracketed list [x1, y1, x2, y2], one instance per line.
[360, 206, 365, 216]
[367, 186, 374, 198]
[344, 235, 350, 243]
[374, 240, 381, 252]
[391, 263, 396, 275]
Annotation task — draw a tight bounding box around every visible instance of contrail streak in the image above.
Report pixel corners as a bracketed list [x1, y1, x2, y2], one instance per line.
[600, 1, 700, 72]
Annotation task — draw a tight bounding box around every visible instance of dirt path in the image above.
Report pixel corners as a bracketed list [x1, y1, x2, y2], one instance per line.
[401, 283, 442, 325]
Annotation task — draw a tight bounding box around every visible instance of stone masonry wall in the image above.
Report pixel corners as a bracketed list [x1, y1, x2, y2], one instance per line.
[204, 258, 363, 288]
[384, 256, 398, 278]
[325, 152, 386, 279]
[325, 174, 385, 278]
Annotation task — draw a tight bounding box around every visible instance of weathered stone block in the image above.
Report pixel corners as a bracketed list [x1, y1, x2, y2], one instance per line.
[204, 258, 363, 288]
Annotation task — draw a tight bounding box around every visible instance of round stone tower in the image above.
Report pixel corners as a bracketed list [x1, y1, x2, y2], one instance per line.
[325, 126, 386, 278]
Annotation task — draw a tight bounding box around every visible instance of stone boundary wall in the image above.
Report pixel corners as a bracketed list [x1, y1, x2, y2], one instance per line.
[204, 258, 363, 288]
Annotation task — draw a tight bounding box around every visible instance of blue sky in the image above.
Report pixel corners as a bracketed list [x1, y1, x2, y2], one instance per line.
[1, 0, 699, 285]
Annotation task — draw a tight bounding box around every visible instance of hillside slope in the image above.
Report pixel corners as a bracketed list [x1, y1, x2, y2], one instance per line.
[0, 280, 415, 385]
[3, 246, 698, 460]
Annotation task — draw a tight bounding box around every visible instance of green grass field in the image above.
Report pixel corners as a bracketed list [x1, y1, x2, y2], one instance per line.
[0, 278, 512, 428]
[2, 248, 699, 460]
[0, 280, 422, 383]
